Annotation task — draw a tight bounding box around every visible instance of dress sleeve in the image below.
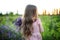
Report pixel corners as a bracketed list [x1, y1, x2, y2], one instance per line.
[37, 18, 44, 32]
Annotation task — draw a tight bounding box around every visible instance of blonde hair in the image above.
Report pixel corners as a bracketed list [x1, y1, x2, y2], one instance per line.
[22, 4, 38, 38]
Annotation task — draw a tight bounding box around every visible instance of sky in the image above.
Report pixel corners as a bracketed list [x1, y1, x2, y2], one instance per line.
[0, 0, 60, 15]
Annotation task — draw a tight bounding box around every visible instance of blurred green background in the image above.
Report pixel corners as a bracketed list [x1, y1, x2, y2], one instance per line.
[0, 12, 60, 40]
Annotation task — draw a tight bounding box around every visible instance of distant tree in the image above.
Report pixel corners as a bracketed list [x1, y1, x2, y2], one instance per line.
[42, 10, 46, 15]
[5, 12, 9, 16]
[0, 12, 3, 16]
[52, 12, 55, 15]
[58, 9, 60, 15]
[9, 12, 14, 16]
[48, 12, 50, 15]
[15, 13, 19, 16]
[15, 10, 19, 16]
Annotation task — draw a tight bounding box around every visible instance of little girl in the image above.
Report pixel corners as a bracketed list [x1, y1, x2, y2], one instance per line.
[21, 4, 44, 40]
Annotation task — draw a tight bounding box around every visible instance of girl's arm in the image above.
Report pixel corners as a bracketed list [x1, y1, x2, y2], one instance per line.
[37, 18, 44, 33]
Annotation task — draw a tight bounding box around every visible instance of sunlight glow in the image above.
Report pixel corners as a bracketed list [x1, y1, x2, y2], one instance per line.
[0, 0, 60, 15]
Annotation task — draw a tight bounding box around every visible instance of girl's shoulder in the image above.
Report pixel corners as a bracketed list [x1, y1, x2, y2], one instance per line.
[37, 18, 41, 22]
[36, 18, 42, 24]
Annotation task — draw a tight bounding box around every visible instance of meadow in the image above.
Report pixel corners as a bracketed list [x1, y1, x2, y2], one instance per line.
[0, 14, 60, 40]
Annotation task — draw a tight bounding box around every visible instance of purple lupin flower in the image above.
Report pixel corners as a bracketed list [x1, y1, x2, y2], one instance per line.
[14, 17, 22, 27]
